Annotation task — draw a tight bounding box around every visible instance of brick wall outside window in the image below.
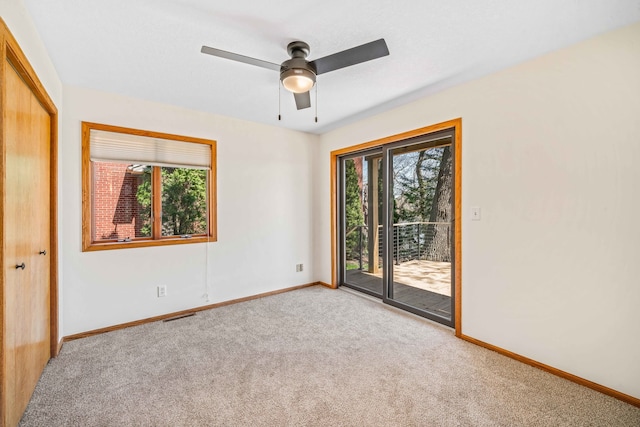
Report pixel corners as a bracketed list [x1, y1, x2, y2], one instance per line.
[93, 162, 149, 240]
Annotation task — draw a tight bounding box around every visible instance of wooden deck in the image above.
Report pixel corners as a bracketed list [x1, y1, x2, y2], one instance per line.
[345, 267, 452, 317]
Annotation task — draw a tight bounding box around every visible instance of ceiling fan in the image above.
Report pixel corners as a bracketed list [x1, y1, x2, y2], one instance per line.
[201, 39, 389, 110]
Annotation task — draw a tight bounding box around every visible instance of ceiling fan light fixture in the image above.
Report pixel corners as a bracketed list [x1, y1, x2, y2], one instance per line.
[281, 68, 316, 93]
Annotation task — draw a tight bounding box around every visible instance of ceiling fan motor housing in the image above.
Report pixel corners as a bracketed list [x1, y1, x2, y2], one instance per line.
[280, 42, 317, 93]
[280, 56, 316, 74]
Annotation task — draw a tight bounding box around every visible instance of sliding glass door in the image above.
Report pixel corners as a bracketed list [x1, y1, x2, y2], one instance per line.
[385, 138, 454, 324]
[338, 130, 455, 327]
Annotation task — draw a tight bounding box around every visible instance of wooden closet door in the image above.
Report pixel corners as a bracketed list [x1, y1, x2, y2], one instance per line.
[3, 59, 51, 427]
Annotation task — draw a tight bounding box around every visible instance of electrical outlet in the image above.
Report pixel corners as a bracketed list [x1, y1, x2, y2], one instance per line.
[157, 285, 167, 297]
[296, 264, 304, 272]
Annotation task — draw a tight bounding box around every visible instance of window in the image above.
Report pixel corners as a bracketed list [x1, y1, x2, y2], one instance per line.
[82, 122, 216, 251]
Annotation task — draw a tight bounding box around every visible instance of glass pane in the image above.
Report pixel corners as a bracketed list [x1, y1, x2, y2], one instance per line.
[343, 155, 383, 296]
[389, 143, 452, 320]
[92, 162, 152, 241]
[161, 167, 208, 236]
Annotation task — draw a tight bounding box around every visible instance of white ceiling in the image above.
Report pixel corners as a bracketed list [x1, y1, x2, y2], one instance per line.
[23, 0, 640, 134]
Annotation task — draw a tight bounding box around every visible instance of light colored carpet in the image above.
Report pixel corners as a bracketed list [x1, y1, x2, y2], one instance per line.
[20, 286, 640, 426]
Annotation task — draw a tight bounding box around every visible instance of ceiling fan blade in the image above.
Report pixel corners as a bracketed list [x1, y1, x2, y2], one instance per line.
[310, 39, 389, 75]
[293, 92, 311, 110]
[201, 46, 280, 71]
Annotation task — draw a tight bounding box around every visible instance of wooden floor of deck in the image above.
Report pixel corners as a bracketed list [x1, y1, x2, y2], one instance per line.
[344, 269, 452, 317]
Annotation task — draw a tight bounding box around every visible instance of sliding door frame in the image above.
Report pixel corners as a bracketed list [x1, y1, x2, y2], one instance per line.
[330, 118, 462, 335]
[337, 148, 384, 298]
[381, 130, 455, 325]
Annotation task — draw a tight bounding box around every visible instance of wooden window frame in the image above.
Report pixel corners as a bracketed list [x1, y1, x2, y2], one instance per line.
[81, 122, 217, 251]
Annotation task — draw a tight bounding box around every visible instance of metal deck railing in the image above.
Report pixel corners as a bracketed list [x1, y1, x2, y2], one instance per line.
[346, 222, 451, 270]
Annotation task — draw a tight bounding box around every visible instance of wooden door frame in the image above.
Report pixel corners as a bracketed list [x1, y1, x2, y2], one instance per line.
[330, 118, 462, 336]
[0, 17, 59, 417]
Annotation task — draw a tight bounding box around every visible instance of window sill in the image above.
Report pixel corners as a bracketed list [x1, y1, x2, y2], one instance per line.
[82, 235, 216, 252]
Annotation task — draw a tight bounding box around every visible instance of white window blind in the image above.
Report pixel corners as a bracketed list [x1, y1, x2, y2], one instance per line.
[90, 129, 211, 170]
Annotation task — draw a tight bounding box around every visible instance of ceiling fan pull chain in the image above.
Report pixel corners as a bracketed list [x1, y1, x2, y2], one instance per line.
[278, 79, 282, 121]
[315, 81, 318, 123]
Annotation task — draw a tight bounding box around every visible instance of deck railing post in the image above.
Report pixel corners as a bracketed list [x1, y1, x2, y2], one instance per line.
[359, 226, 364, 270]
[417, 223, 421, 260]
[395, 224, 400, 265]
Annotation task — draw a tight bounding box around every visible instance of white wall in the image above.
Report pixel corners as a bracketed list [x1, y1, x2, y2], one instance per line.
[61, 85, 318, 335]
[316, 22, 640, 399]
[1, 1, 65, 338]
